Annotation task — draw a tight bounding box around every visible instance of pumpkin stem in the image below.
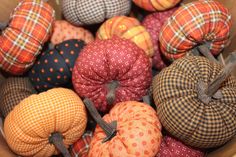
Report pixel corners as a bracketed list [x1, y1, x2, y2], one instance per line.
[83, 98, 117, 143]
[196, 42, 219, 63]
[49, 132, 71, 157]
[106, 80, 119, 105]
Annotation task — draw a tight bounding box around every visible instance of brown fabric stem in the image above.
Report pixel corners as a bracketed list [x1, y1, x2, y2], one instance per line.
[106, 80, 119, 105]
[49, 132, 71, 157]
[197, 43, 219, 63]
[83, 98, 117, 143]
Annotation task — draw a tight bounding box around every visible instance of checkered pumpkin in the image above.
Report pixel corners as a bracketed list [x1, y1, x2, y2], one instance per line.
[62, 0, 131, 26]
[4, 88, 87, 157]
[0, 0, 55, 75]
[159, 0, 231, 60]
[29, 39, 85, 92]
[153, 56, 236, 148]
[97, 16, 154, 58]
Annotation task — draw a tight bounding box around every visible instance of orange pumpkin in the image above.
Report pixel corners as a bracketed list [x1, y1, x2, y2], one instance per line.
[84, 99, 162, 157]
[4, 88, 87, 157]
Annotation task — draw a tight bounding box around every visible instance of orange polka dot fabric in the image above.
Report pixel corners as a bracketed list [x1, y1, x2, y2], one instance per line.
[88, 101, 162, 157]
[29, 39, 85, 92]
[4, 88, 87, 157]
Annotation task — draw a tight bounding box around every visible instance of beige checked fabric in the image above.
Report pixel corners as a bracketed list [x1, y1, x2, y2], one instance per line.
[153, 56, 236, 148]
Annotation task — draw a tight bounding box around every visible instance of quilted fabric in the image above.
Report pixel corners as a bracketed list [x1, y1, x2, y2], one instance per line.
[72, 37, 152, 112]
[0, 0, 55, 75]
[153, 56, 236, 148]
[62, 0, 131, 26]
[142, 7, 177, 70]
[4, 88, 87, 157]
[50, 20, 94, 45]
[159, 0, 231, 60]
[97, 16, 154, 57]
[0, 77, 36, 118]
[88, 101, 162, 157]
[29, 39, 85, 92]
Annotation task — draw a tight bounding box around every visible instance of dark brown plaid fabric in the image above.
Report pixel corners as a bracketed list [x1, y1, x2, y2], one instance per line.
[0, 77, 36, 117]
[152, 56, 236, 148]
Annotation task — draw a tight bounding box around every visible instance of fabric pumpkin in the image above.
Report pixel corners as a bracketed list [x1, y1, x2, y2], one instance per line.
[142, 7, 178, 70]
[84, 99, 162, 157]
[97, 16, 154, 58]
[0, 0, 55, 75]
[152, 56, 236, 148]
[159, 0, 231, 60]
[62, 0, 131, 26]
[4, 88, 87, 157]
[50, 20, 94, 46]
[72, 37, 152, 112]
[29, 39, 85, 92]
[0, 77, 36, 117]
[132, 0, 181, 11]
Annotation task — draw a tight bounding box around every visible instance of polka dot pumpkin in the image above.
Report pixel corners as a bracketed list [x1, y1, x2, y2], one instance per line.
[29, 39, 85, 92]
[72, 37, 152, 112]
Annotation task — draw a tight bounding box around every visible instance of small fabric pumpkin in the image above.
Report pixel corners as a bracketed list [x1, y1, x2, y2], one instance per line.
[4, 88, 87, 157]
[96, 16, 154, 57]
[72, 37, 152, 112]
[29, 39, 85, 92]
[62, 0, 131, 26]
[142, 7, 178, 70]
[84, 99, 162, 157]
[0, 77, 36, 117]
[0, 0, 55, 75]
[159, 0, 231, 60]
[153, 55, 236, 148]
[50, 20, 94, 46]
[132, 0, 181, 11]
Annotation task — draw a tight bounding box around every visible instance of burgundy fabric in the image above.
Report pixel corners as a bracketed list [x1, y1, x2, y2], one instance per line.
[72, 37, 152, 112]
[142, 7, 178, 70]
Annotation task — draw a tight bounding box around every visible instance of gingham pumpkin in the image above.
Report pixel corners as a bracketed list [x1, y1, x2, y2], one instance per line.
[132, 0, 181, 11]
[97, 16, 154, 57]
[62, 0, 131, 26]
[4, 88, 87, 157]
[0, 0, 55, 75]
[153, 55, 236, 148]
[84, 99, 162, 157]
[72, 37, 152, 112]
[159, 0, 231, 60]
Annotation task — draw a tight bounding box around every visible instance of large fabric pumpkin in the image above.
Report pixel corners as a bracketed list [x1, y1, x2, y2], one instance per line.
[4, 88, 87, 157]
[152, 55, 236, 148]
[96, 16, 154, 57]
[62, 0, 131, 26]
[84, 99, 162, 157]
[159, 0, 231, 60]
[50, 20, 94, 46]
[72, 37, 152, 112]
[0, 77, 36, 117]
[0, 0, 55, 75]
[29, 39, 85, 92]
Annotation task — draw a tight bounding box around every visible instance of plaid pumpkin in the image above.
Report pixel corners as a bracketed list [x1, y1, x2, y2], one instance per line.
[152, 56, 236, 148]
[159, 0, 231, 60]
[0, 0, 55, 75]
[62, 0, 131, 26]
[29, 39, 85, 92]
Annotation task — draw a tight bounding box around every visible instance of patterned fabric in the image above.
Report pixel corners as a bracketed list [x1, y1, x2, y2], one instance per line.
[97, 16, 154, 57]
[0, 77, 36, 117]
[72, 37, 152, 112]
[159, 0, 231, 60]
[132, 0, 181, 11]
[4, 88, 87, 157]
[62, 0, 131, 26]
[142, 7, 177, 70]
[152, 56, 236, 148]
[0, 0, 55, 75]
[29, 39, 85, 92]
[70, 131, 93, 157]
[51, 20, 94, 45]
